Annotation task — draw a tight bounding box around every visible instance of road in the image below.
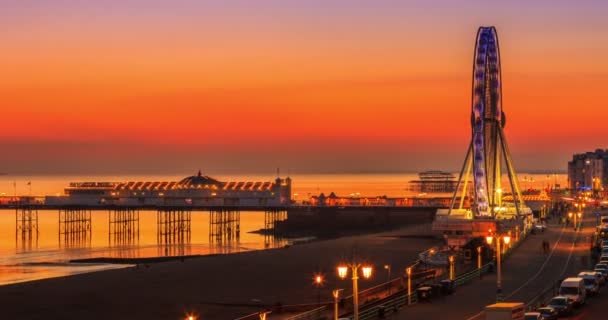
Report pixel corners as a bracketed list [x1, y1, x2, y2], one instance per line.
[392, 209, 595, 320]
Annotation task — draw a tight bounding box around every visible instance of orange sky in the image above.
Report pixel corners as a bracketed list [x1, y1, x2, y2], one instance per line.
[1, 1, 608, 174]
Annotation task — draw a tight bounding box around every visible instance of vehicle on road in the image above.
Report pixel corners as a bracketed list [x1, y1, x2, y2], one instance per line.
[524, 312, 542, 320]
[534, 223, 546, 232]
[485, 302, 525, 320]
[585, 270, 605, 285]
[558, 277, 586, 306]
[578, 272, 600, 295]
[536, 306, 558, 320]
[546, 296, 573, 316]
[594, 263, 608, 280]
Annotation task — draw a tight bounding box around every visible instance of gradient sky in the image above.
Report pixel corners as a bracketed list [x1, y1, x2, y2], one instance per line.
[1, 0, 608, 174]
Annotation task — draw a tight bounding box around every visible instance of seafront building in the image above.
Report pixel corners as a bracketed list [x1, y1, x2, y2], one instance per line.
[46, 171, 292, 207]
[408, 170, 458, 193]
[567, 149, 608, 191]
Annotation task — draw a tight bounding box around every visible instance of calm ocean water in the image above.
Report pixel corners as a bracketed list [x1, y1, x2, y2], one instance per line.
[0, 173, 567, 285]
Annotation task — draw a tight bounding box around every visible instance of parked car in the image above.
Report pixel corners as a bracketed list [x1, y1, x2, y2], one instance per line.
[547, 296, 573, 316]
[595, 263, 608, 279]
[559, 277, 586, 306]
[525, 312, 542, 320]
[599, 256, 608, 264]
[536, 306, 559, 320]
[578, 272, 600, 295]
[586, 270, 605, 285]
[534, 223, 547, 232]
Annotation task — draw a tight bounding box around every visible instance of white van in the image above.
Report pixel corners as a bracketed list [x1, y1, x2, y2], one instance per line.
[559, 277, 586, 306]
[577, 272, 600, 295]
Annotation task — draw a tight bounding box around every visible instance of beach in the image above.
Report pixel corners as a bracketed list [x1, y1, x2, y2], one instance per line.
[0, 223, 440, 320]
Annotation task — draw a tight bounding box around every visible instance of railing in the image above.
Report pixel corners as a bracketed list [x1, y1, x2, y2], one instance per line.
[286, 306, 327, 320]
[454, 263, 492, 287]
[358, 291, 418, 320]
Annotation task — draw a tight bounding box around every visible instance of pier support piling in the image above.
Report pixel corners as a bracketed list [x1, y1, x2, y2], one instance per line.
[157, 209, 192, 256]
[58, 208, 92, 247]
[109, 208, 140, 246]
[209, 209, 240, 243]
[15, 206, 39, 250]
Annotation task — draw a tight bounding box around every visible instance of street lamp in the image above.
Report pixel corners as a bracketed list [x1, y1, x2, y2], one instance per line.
[477, 246, 482, 278]
[425, 248, 436, 270]
[486, 231, 511, 302]
[337, 263, 373, 320]
[449, 255, 455, 281]
[384, 264, 391, 295]
[332, 289, 343, 320]
[406, 267, 412, 305]
[313, 274, 324, 305]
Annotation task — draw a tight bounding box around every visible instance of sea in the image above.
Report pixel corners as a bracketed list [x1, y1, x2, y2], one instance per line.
[0, 172, 567, 285]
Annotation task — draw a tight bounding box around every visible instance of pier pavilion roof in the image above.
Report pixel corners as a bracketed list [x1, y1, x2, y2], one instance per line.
[178, 170, 221, 187]
[109, 171, 276, 192]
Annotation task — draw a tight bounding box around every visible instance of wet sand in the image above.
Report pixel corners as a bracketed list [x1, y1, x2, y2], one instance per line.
[0, 224, 439, 320]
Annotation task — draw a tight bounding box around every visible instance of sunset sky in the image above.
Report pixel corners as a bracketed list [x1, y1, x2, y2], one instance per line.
[2, 0, 608, 174]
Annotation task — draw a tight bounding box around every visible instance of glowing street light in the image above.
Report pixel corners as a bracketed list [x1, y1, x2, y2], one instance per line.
[406, 267, 413, 305]
[425, 248, 436, 270]
[337, 263, 373, 320]
[384, 264, 391, 295]
[486, 230, 511, 301]
[313, 274, 324, 305]
[362, 266, 372, 279]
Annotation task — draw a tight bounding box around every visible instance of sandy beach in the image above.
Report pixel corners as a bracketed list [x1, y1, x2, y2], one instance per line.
[0, 223, 440, 320]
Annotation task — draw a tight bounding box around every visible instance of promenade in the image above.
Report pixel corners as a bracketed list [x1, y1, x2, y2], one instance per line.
[393, 211, 595, 320]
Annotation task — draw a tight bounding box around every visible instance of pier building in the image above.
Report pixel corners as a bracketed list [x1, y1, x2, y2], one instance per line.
[408, 171, 458, 193]
[46, 171, 292, 207]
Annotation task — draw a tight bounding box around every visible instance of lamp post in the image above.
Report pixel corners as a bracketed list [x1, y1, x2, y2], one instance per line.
[477, 246, 482, 278]
[259, 311, 271, 320]
[425, 248, 436, 271]
[486, 231, 511, 302]
[449, 256, 455, 281]
[337, 263, 372, 320]
[313, 274, 324, 306]
[406, 267, 412, 305]
[332, 289, 343, 320]
[384, 264, 391, 295]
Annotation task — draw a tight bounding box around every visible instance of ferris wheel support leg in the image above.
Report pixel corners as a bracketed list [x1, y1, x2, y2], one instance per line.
[448, 141, 473, 215]
[498, 127, 523, 217]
